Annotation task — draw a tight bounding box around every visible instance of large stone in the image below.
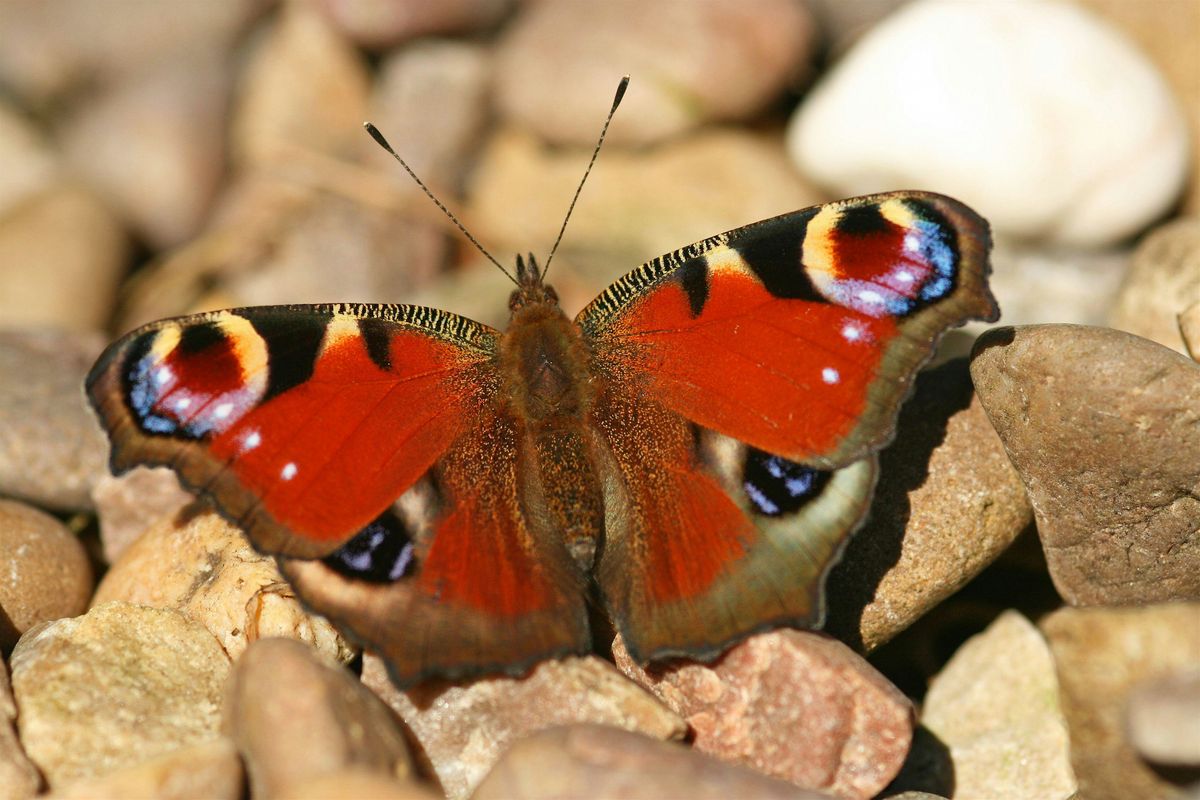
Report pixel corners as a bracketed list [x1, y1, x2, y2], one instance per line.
[223, 638, 413, 799]
[0, 661, 39, 800]
[825, 359, 1032, 652]
[10, 602, 230, 789]
[1110, 219, 1200, 356]
[364, 654, 685, 800]
[613, 630, 912, 799]
[971, 324, 1200, 605]
[1125, 669, 1200, 767]
[46, 739, 242, 800]
[1041, 603, 1200, 800]
[920, 611, 1076, 799]
[316, 0, 510, 49]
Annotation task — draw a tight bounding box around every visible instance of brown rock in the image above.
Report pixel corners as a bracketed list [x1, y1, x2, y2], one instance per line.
[0, 184, 128, 332]
[316, 0, 510, 49]
[224, 638, 413, 799]
[276, 768, 440, 800]
[1125, 669, 1200, 767]
[47, 738, 243, 800]
[0, 660, 40, 800]
[10, 602, 230, 789]
[473, 724, 833, 800]
[970, 324, 1200, 605]
[1041, 603, 1200, 800]
[93, 510, 354, 665]
[1110, 219, 1200, 355]
[919, 611, 1076, 799]
[495, 0, 815, 145]
[824, 359, 1033, 652]
[0, 500, 92, 650]
[612, 630, 912, 799]
[90, 466, 194, 564]
[364, 654, 685, 800]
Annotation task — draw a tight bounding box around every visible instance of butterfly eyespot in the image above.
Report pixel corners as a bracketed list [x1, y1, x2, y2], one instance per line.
[742, 447, 832, 518]
[323, 510, 418, 583]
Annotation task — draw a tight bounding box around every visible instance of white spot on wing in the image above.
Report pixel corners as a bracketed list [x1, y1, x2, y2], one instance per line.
[241, 429, 262, 453]
[822, 367, 840, 384]
[154, 366, 173, 385]
[174, 397, 191, 411]
[858, 289, 883, 305]
[214, 402, 234, 419]
[841, 323, 862, 342]
[281, 462, 298, 481]
[895, 269, 914, 284]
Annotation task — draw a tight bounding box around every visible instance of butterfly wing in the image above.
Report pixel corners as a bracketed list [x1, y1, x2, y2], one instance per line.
[87, 303, 592, 683]
[578, 191, 997, 661]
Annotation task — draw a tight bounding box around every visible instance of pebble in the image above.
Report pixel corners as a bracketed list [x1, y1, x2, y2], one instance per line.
[472, 724, 832, 800]
[494, 0, 815, 145]
[46, 738, 243, 800]
[90, 466, 194, 564]
[1125, 669, 1200, 767]
[94, 510, 355, 665]
[787, 0, 1190, 247]
[363, 654, 685, 800]
[316, 0, 511, 49]
[1110, 219, 1200, 356]
[0, 660, 39, 800]
[824, 359, 1032, 652]
[970, 324, 1200, 605]
[0, 500, 93, 651]
[223, 638, 414, 799]
[60, 48, 232, 249]
[612, 630, 913, 799]
[10, 602, 230, 789]
[1040, 603, 1200, 800]
[919, 611, 1077, 799]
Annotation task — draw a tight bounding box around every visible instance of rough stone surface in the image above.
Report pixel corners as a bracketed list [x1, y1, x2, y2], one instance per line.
[613, 630, 913, 799]
[10, 602, 230, 789]
[93, 510, 354, 665]
[1041, 603, 1200, 800]
[90, 466, 194, 564]
[0, 329, 111, 511]
[1125, 669, 1200, 767]
[920, 611, 1076, 800]
[825, 359, 1032, 652]
[0, 500, 93, 651]
[473, 724, 833, 800]
[971, 324, 1200, 605]
[495, 0, 815, 145]
[788, 0, 1189, 246]
[0, 660, 39, 800]
[364, 654, 685, 800]
[223, 638, 413, 800]
[46, 738, 243, 800]
[1110, 219, 1200, 356]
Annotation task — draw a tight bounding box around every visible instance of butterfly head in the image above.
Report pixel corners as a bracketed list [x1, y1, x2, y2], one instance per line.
[509, 253, 559, 311]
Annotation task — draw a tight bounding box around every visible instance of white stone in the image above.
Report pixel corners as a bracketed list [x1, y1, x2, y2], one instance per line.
[787, 0, 1189, 247]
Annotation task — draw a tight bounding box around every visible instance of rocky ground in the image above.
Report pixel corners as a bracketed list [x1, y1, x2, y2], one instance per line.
[1, 1, 1198, 799]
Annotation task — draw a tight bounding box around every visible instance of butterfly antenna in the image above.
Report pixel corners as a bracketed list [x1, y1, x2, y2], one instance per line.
[363, 122, 518, 286]
[540, 75, 630, 280]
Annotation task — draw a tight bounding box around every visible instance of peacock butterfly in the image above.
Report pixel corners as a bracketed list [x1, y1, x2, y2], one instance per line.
[86, 80, 999, 688]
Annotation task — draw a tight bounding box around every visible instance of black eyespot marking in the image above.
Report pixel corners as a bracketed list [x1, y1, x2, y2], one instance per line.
[743, 446, 831, 517]
[836, 203, 890, 237]
[735, 210, 823, 301]
[358, 317, 393, 372]
[677, 258, 709, 317]
[177, 322, 226, 354]
[323, 508, 417, 583]
[240, 309, 333, 401]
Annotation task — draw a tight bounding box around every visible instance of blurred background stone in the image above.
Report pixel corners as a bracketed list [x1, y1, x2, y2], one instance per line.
[46, 739, 243, 800]
[1125, 669, 1200, 768]
[1109, 219, 1200, 356]
[90, 466, 194, 564]
[316, 0, 511, 49]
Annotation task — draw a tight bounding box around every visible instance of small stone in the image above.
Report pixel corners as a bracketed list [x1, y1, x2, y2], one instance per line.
[919, 611, 1076, 799]
[473, 724, 833, 800]
[316, 0, 511, 49]
[1041, 603, 1200, 800]
[224, 638, 413, 799]
[970, 324, 1200, 605]
[364, 654, 685, 800]
[495, 0, 815, 145]
[277, 768, 441, 800]
[1110, 219, 1200, 356]
[90, 466, 194, 564]
[0, 184, 128, 332]
[231, 1, 370, 166]
[787, 0, 1189, 246]
[93, 510, 354, 665]
[0, 660, 40, 800]
[824, 359, 1032, 652]
[47, 738, 243, 800]
[1125, 669, 1200, 767]
[612, 630, 912, 799]
[0, 500, 93, 651]
[10, 602, 230, 789]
